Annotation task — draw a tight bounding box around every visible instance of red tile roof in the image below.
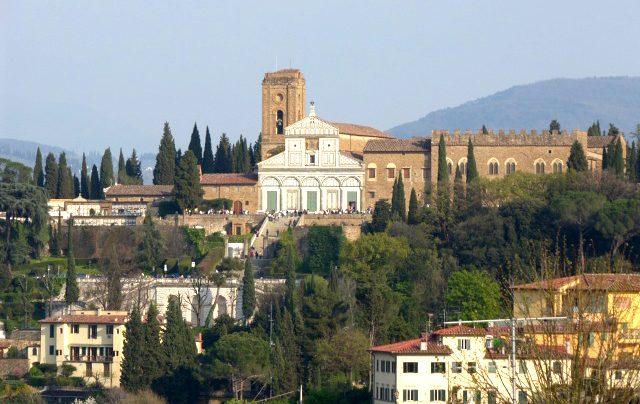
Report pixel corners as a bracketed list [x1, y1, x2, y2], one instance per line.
[587, 136, 615, 149]
[363, 137, 431, 153]
[332, 122, 392, 139]
[40, 313, 128, 325]
[105, 184, 173, 197]
[370, 338, 452, 355]
[200, 173, 258, 186]
[432, 324, 487, 336]
[513, 274, 640, 292]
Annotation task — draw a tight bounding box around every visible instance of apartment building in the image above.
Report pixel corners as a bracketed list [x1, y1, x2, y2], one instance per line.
[39, 309, 127, 387]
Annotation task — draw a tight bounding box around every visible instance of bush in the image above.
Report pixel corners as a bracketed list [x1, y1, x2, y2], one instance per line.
[60, 364, 76, 378]
[35, 363, 57, 375]
[69, 377, 85, 387]
[201, 198, 233, 211]
[158, 200, 180, 218]
[54, 376, 71, 387]
[7, 346, 23, 359]
[26, 376, 45, 388]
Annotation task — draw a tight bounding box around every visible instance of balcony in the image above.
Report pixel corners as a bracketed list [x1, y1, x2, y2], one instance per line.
[620, 329, 640, 342]
[66, 355, 114, 363]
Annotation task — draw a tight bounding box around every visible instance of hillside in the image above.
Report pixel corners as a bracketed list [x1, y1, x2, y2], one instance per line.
[388, 77, 640, 137]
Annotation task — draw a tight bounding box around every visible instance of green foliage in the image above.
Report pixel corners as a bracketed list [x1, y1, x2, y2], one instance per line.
[124, 149, 143, 185]
[391, 175, 406, 221]
[43, 152, 58, 198]
[157, 200, 179, 217]
[121, 306, 145, 392]
[142, 303, 164, 386]
[33, 148, 44, 187]
[567, 141, 588, 172]
[445, 270, 502, 321]
[56, 152, 74, 199]
[153, 122, 177, 185]
[628, 142, 637, 182]
[466, 138, 479, 183]
[173, 150, 203, 212]
[162, 296, 196, 370]
[587, 121, 602, 137]
[59, 364, 75, 378]
[100, 147, 114, 188]
[241, 260, 255, 323]
[90, 164, 103, 199]
[64, 219, 79, 306]
[304, 226, 345, 275]
[613, 138, 624, 177]
[117, 148, 126, 185]
[407, 188, 420, 225]
[202, 126, 215, 174]
[549, 119, 561, 132]
[187, 122, 203, 165]
[370, 199, 391, 233]
[214, 133, 233, 173]
[312, 328, 369, 386]
[271, 228, 300, 276]
[232, 135, 251, 173]
[135, 212, 165, 271]
[210, 332, 271, 388]
[201, 198, 233, 211]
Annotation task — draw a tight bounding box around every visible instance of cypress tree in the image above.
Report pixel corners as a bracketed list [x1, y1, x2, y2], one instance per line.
[275, 310, 300, 392]
[602, 146, 609, 170]
[65, 219, 79, 305]
[100, 148, 114, 188]
[188, 123, 203, 165]
[636, 146, 640, 182]
[466, 139, 479, 183]
[613, 139, 624, 177]
[44, 152, 58, 198]
[371, 199, 392, 233]
[135, 211, 165, 271]
[142, 303, 163, 385]
[56, 152, 74, 198]
[253, 133, 262, 164]
[153, 122, 177, 185]
[80, 153, 90, 199]
[162, 296, 196, 370]
[33, 147, 44, 187]
[436, 134, 450, 212]
[549, 119, 561, 133]
[121, 306, 145, 392]
[242, 259, 256, 324]
[407, 188, 419, 225]
[117, 148, 127, 184]
[90, 164, 103, 199]
[453, 164, 466, 216]
[214, 133, 232, 173]
[628, 142, 637, 182]
[73, 175, 80, 197]
[567, 141, 588, 172]
[391, 174, 406, 221]
[173, 150, 203, 213]
[481, 125, 488, 135]
[125, 149, 143, 185]
[202, 126, 215, 174]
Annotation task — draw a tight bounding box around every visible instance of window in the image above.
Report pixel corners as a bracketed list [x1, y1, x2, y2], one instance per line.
[553, 161, 563, 173]
[106, 325, 114, 335]
[459, 161, 467, 176]
[376, 360, 379, 372]
[488, 391, 497, 404]
[467, 362, 476, 373]
[403, 168, 411, 179]
[59, 327, 63, 334]
[430, 362, 446, 373]
[49, 324, 54, 338]
[506, 161, 516, 174]
[518, 391, 528, 404]
[86, 362, 93, 377]
[368, 168, 376, 179]
[452, 362, 462, 373]
[385, 361, 391, 373]
[368, 191, 375, 199]
[429, 389, 446, 402]
[104, 362, 111, 377]
[615, 370, 623, 380]
[276, 110, 284, 134]
[552, 361, 562, 374]
[71, 324, 79, 334]
[536, 161, 545, 175]
[587, 332, 595, 347]
[463, 390, 481, 404]
[56, 349, 61, 356]
[447, 161, 453, 175]
[387, 168, 395, 179]
[88, 324, 98, 339]
[309, 154, 316, 165]
[488, 361, 497, 373]
[403, 389, 418, 401]
[32, 348, 37, 356]
[403, 362, 418, 373]
[518, 361, 528, 374]
[458, 338, 471, 350]
[488, 161, 499, 175]
[392, 361, 396, 373]
[422, 168, 429, 179]
[49, 345, 54, 355]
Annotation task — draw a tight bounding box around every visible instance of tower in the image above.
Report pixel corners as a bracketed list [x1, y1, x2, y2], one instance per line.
[261, 69, 306, 158]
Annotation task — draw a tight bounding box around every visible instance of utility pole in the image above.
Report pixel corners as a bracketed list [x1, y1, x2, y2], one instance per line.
[445, 316, 566, 404]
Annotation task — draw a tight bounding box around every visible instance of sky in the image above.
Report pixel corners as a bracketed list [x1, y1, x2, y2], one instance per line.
[1, 0, 640, 154]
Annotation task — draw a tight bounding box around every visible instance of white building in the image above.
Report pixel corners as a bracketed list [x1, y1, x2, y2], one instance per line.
[258, 104, 364, 213]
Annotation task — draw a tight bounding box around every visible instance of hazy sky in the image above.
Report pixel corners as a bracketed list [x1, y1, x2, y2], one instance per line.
[2, 1, 639, 153]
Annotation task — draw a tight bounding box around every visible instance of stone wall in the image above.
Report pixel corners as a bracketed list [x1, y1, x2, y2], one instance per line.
[0, 358, 29, 378]
[154, 213, 265, 235]
[297, 214, 369, 241]
[202, 184, 260, 212]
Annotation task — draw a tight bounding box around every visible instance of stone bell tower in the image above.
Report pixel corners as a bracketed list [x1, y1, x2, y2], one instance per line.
[261, 69, 306, 158]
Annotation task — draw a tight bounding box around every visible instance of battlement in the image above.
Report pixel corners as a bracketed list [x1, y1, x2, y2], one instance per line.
[430, 129, 588, 147]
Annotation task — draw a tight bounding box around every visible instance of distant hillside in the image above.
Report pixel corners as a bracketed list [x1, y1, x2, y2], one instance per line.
[388, 77, 640, 137]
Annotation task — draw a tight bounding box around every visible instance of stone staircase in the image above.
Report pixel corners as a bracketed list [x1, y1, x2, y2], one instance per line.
[252, 217, 294, 258]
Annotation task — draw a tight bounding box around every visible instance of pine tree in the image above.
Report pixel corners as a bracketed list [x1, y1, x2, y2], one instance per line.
[162, 296, 196, 370]
[153, 122, 177, 185]
[121, 306, 145, 392]
[391, 175, 406, 221]
[275, 310, 300, 392]
[567, 141, 588, 172]
[56, 152, 74, 198]
[173, 150, 203, 213]
[90, 164, 103, 199]
[188, 123, 203, 165]
[44, 152, 58, 198]
[242, 259, 255, 324]
[142, 303, 163, 385]
[33, 147, 44, 187]
[135, 211, 165, 271]
[202, 126, 215, 174]
[80, 154, 90, 199]
[73, 175, 80, 197]
[214, 133, 232, 173]
[65, 219, 79, 305]
[466, 139, 478, 183]
[117, 148, 127, 184]
[613, 138, 625, 178]
[627, 142, 637, 182]
[407, 188, 419, 225]
[100, 148, 114, 188]
[125, 149, 143, 185]
[602, 146, 609, 170]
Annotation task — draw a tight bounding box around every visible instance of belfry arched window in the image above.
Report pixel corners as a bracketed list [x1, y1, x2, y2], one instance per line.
[535, 160, 546, 175]
[506, 159, 517, 175]
[276, 110, 284, 134]
[552, 160, 563, 174]
[488, 159, 499, 176]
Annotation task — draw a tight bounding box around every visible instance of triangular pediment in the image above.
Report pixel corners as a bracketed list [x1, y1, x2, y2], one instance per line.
[285, 105, 339, 137]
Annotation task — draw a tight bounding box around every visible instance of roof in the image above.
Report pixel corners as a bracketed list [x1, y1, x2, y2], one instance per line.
[200, 173, 258, 186]
[40, 311, 128, 325]
[332, 122, 392, 139]
[9, 330, 40, 342]
[370, 338, 452, 355]
[105, 184, 173, 197]
[432, 324, 487, 336]
[513, 273, 640, 292]
[363, 137, 431, 153]
[587, 136, 615, 148]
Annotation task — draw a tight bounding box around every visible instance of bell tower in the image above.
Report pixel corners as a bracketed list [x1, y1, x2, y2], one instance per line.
[261, 69, 306, 158]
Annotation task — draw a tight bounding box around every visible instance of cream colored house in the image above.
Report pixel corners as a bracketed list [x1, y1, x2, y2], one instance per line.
[39, 310, 127, 387]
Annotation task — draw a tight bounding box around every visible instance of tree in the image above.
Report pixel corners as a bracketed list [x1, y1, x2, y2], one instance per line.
[602, 146, 609, 170]
[407, 188, 420, 225]
[595, 197, 640, 267]
[64, 219, 79, 306]
[33, 147, 44, 187]
[142, 303, 164, 386]
[445, 269, 502, 321]
[56, 152, 74, 199]
[135, 211, 165, 271]
[202, 126, 215, 174]
[162, 296, 197, 370]
[313, 328, 370, 385]
[466, 139, 479, 183]
[125, 149, 143, 185]
[608, 123, 620, 136]
[153, 122, 177, 185]
[370, 199, 391, 233]
[453, 164, 466, 216]
[481, 125, 488, 135]
[613, 138, 624, 178]
[188, 123, 203, 165]
[73, 174, 80, 197]
[80, 153, 90, 199]
[627, 142, 637, 182]
[100, 147, 114, 188]
[43, 152, 58, 198]
[214, 133, 232, 173]
[587, 121, 602, 137]
[567, 141, 588, 172]
[241, 259, 255, 324]
[173, 150, 203, 213]
[391, 175, 406, 221]
[90, 164, 103, 199]
[117, 148, 126, 184]
[253, 133, 262, 164]
[436, 134, 451, 234]
[549, 119, 561, 133]
[121, 306, 145, 392]
[232, 135, 251, 173]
